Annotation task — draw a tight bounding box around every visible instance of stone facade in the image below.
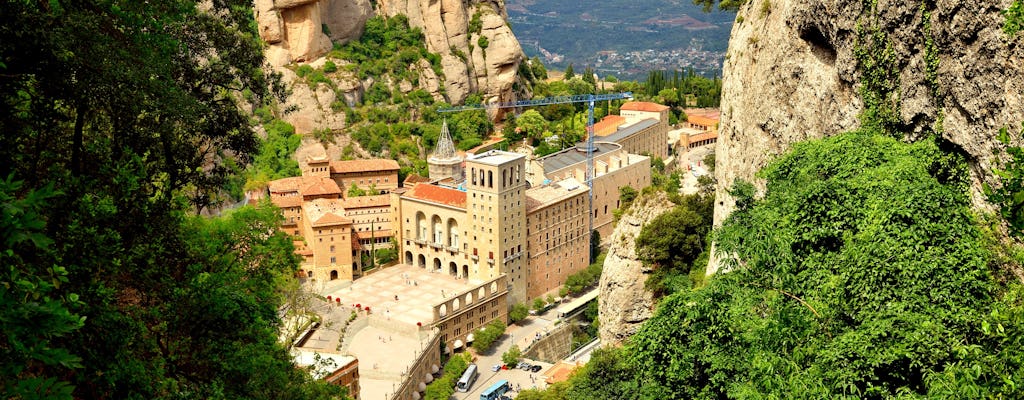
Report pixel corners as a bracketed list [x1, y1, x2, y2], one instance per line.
[525, 180, 589, 299]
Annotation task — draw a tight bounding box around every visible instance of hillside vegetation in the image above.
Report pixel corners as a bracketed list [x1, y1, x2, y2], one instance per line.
[0, 1, 348, 398]
[550, 129, 1024, 399]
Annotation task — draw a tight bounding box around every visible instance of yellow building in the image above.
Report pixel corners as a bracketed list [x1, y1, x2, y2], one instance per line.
[269, 154, 399, 283]
[529, 142, 652, 239]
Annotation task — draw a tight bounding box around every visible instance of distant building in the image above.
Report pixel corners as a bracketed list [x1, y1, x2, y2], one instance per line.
[680, 108, 720, 151]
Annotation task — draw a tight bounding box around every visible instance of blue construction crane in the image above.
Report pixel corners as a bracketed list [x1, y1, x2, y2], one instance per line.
[438, 91, 634, 240]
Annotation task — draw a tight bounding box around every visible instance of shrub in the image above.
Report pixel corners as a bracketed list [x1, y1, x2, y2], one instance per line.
[509, 303, 529, 324]
[323, 60, 337, 73]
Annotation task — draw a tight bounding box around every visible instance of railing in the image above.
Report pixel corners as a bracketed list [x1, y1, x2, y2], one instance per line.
[470, 255, 479, 261]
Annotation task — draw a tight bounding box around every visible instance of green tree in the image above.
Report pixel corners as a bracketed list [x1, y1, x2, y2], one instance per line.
[509, 303, 530, 324]
[348, 183, 368, 197]
[635, 195, 713, 296]
[0, 177, 84, 400]
[531, 56, 549, 80]
[502, 345, 522, 366]
[0, 1, 347, 398]
[516, 109, 549, 141]
[564, 63, 575, 80]
[471, 320, 508, 353]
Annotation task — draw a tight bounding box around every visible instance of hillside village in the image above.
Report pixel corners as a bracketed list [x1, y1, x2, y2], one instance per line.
[273, 99, 719, 399]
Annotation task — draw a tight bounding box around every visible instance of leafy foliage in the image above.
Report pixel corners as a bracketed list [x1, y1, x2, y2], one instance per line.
[561, 129, 1023, 398]
[509, 303, 530, 324]
[987, 125, 1024, 235]
[502, 345, 522, 366]
[1, 176, 84, 400]
[424, 353, 472, 400]
[635, 193, 714, 296]
[563, 253, 605, 296]
[0, 1, 347, 398]
[470, 320, 508, 352]
[1005, 0, 1024, 36]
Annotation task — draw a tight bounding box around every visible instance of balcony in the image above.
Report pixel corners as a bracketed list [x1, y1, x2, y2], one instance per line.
[413, 239, 426, 245]
[487, 258, 495, 265]
[447, 246, 459, 253]
[429, 242, 443, 250]
[470, 255, 479, 261]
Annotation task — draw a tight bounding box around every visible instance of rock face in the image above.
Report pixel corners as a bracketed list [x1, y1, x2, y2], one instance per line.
[378, 0, 527, 107]
[711, 0, 1024, 272]
[256, 0, 365, 64]
[257, 0, 528, 133]
[597, 192, 676, 346]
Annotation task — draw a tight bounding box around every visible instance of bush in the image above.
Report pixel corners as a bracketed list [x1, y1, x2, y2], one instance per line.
[323, 60, 337, 73]
[532, 298, 546, 312]
[470, 320, 507, 352]
[509, 303, 529, 324]
[296, 64, 314, 78]
[502, 345, 522, 366]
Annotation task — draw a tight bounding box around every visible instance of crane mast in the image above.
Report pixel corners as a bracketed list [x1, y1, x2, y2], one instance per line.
[438, 91, 634, 243]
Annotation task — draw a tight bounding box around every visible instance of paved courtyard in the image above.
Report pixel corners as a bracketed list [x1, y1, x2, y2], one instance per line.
[322, 264, 481, 326]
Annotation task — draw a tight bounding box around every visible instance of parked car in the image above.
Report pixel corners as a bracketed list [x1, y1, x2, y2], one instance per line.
[529, 364, 542, 373]
[517, 361, 531, 370]
[490, 363, 502, 372]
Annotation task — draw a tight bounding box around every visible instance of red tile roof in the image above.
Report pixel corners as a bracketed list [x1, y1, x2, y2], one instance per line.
[687, 114, 720, 128]
[302, 177, 342, 197]
[403, 183, 467, 209]
[594, 115, 625, 137]
[404, 174, 431, 185]
[312, 212, 350, 227]
[354, 229, 392, 240]
[330, 159, 400, 174]
[268, 177, 303, 193]
[620, 101, 670, 112]
[340, 194, 391, 209]
[270, 195, 303, 208]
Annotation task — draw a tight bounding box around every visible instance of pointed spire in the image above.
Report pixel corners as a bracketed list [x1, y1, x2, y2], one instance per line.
[432, 119, 457, 160]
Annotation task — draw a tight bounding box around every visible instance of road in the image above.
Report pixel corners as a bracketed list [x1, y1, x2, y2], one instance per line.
[453, 309, 559, 399]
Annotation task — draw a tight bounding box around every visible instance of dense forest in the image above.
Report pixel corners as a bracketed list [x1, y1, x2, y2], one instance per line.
[0, 1, 347, 399]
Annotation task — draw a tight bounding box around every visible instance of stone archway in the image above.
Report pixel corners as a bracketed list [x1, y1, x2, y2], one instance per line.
[417, 254, 426, 268]
[433, 258, 442, 272]
[330, 270, 338, 280]
[405, 251, 413, 265]
[449, 262, 458, 277]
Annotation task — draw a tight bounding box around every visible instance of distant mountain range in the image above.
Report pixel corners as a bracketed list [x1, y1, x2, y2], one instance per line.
[507, 0, 736, 79]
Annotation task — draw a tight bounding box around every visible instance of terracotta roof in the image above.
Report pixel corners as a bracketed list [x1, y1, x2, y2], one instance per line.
[687, 114, 719, 127]
[330, 159, 400, 174]
[270, 195, 303, 208]
[354, 229, 392, 240]
[403, 183, 467, 209]
[620, 101, 669, 112]
[304, 198, 351, 227]
[404, 174, 431, 185]
[302, 177, 342, 197]
[268, 177, 303, 193]
[593, 115, 625, 137]
[688, 132, 718, 143]
[340, 194, 391, 209]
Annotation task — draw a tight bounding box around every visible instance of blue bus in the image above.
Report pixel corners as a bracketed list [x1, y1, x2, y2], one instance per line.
[456, 364, 479, 393]
[479, 379, 510, 400]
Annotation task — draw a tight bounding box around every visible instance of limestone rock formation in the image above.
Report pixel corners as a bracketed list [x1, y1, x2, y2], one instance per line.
[378, 0, 527, 108]
[598, 192, 676, 346]
[257, 0, 371, 66]
[711, 0, 1024, 272]
[256, 0, 528, 133]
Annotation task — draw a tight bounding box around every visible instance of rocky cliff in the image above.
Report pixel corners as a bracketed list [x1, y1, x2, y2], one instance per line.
[255, 0, 526, 134]
[597, 192, 675, 346]
[712, 0, 1024, 272]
